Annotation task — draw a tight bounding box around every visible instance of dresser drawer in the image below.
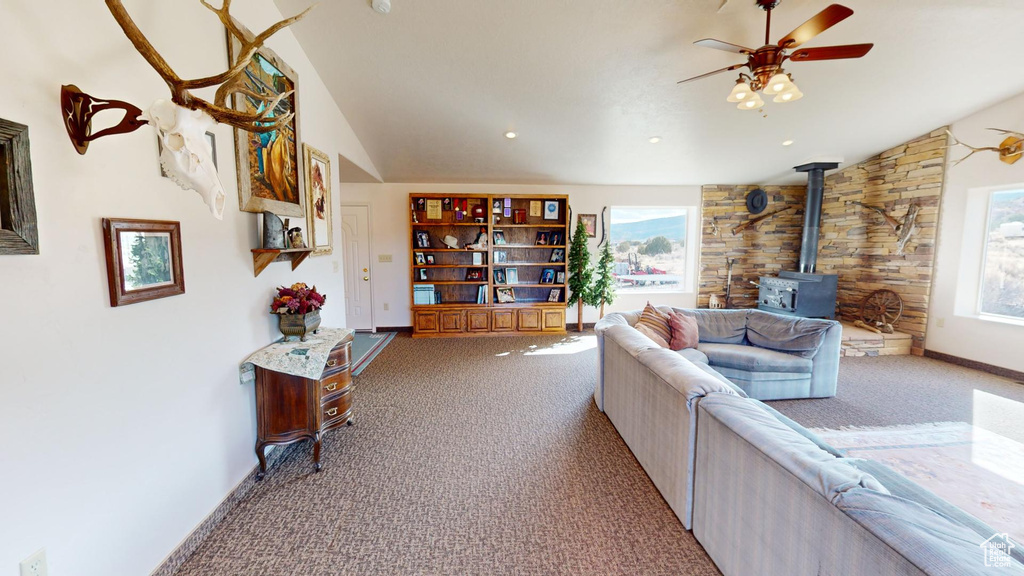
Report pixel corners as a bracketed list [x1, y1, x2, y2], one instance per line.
[321, 391, 353, 428]
[321, 344, 351, 377]
[320, 370, 351, 400]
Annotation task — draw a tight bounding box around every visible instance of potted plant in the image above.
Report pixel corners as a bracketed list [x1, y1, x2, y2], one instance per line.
[271, 283, 327, 341]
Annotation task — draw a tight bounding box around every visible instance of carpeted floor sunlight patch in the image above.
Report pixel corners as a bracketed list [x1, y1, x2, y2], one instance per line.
[350, 331, 395, 376]
[813, 421, 1024, 544]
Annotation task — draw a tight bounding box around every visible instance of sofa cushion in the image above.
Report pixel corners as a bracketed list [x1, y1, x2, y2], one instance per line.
[635, 322, 669, 348]
[668, 311, 699, 351]
[672, 308, 748, 344]
[746, 310, 834, 359]
[676, 347, 709, 365]
[637, 302, 672, 344]
[698, 342, 813, 374]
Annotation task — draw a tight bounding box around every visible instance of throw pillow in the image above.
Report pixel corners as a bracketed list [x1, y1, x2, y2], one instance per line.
[635, 323, 669, 348]
[636, 302, 672, 344]
[668, 312, 699, 350]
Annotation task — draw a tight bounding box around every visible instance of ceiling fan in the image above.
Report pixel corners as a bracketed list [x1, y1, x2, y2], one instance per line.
[680, 1, 873, 109]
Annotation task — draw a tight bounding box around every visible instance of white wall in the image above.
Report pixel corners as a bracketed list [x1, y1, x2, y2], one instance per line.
[928, 91, 1024, 372]
[0, 1, 378, 574]
[342, 183, 702, 328]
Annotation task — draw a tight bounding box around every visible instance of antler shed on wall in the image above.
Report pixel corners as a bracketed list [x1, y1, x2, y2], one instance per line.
[946, 128, 1024, 166]
[847, 201, 920, 255]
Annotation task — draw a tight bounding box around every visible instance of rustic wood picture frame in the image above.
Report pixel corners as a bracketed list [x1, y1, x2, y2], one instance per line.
[0, 118, 39, 255]
[227, 36, 305, 217]
[102, 218, 185, 307]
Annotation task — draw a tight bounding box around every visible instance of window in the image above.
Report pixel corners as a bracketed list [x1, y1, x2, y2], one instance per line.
[609, 207, 689, 293]
[980, 189, 1024, 319]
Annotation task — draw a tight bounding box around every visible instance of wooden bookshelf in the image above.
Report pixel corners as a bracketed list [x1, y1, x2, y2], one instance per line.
[409, 193, 569, 337]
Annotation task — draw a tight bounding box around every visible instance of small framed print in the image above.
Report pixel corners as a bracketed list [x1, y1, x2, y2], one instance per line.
[535, 231, 549, 245]
[415, 230, 431, 248]
[466, 268, 484, 281]
[418, 268, 427, 281]
[494, 250, 507, 263]
[578, 213, 597, 237]
[543, 200, 559, 220]
[416, 198, 426, 211]
[550, 231, 563, 246]
[496, 286, 516, 304]
[494, 268, 506, 284]
[555, 271, 566, 284]
[504, 197, 512, 208]
[540, 268, 555, 284]
[492, 200, 502, 214]
[548, 288, 561, 302]
[442, 197, 453, 211]
[414, 252, 425, 265]
[503, 207, 511, 218]
[550, 248, 565, 262]
[505, 267, 519, 285]
[102, 218, 185, 307]
[425, 254, 436, 265]
[472, 252, 483, 265]
[530, 200, 542, 217]
[426, 199, 442, 220]
[493, 230, 507, 245]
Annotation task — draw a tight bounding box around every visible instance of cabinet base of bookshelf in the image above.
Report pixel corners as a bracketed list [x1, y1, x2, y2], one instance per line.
[411, 306, 566, 337]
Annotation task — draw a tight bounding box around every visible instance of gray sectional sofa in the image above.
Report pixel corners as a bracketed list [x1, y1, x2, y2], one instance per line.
[594, 307, 842, 408]
[596, 307, 1024, 575]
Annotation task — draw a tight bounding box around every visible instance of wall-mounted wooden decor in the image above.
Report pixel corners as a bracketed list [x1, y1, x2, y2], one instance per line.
[102, 218, 185, 307]
[0, 118, 39, 255]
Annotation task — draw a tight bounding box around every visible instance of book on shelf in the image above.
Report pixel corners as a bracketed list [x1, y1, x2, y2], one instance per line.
[413, 284, 435, 305]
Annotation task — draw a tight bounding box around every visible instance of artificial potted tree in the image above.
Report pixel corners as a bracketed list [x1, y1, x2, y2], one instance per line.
[591, 239, 616, 318]
[568, 219, 594, 332]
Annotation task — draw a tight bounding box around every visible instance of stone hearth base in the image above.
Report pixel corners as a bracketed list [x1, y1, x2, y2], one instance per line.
[840, 322, 912, 357]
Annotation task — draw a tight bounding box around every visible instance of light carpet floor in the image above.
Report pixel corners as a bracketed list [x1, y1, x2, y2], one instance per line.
[173, 333, 720, 575]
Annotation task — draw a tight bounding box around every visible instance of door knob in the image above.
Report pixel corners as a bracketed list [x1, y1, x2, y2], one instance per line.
[363, 276, 369, 281]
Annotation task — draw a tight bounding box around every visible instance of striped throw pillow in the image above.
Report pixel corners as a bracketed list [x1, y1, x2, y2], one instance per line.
[636, 302, 672, 345]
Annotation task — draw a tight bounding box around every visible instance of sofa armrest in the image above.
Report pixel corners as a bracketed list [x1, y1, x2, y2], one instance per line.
[808, 322, 842, 398]
[594, 311, 642, 411]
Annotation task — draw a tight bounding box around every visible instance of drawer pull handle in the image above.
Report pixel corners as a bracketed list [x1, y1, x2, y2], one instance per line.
[325, 383, 338, 392]
[327, 360, 339, 367]
[326, 407, 338, 417]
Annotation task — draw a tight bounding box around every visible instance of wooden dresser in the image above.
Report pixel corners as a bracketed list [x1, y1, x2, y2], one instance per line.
[253, 337, 354, 478]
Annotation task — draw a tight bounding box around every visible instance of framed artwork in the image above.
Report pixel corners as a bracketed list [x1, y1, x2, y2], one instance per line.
[548, 288, 562, 302]
[536, 231, 549, 245]
[543, 200, 559, 220]
[506, 268, 519, 285]
[494, 269, 506, 284]
[550, 248, 565, 262]
[466, 268, 484, 281]
[303, 144, 332, 256]
[503, 207, 512, 218]
[530, 201, 542, 217]
[540, 268, 555, 284]
[228, 36, 304, 217]
[555, 271, 566, 284]
[415, 231, 431, 248]
[425, 254, 436, 265]
[493, 230, 507, 245]
[0, 118, 38, 255]
[414, 252, 425, 265]
[426, 199, 442, 220]
[550, 231, 563, 246]
[102, 219, 184, 307]
[496, 287, 516, 304]
[442, 197, 453, 211]
[418, 268, 427, 281]
[579, 214, 597, 237]
[416, 198, 426, 211]
[492, 200, 502, 214]
[494, 250, 507, 263]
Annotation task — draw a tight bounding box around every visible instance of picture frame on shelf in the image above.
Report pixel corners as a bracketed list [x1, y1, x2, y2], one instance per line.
[505, 268, 519, 285]
[555, 271, 566, 284]
[418, 268, 427, 281]
[550, 248, 565, 262]
[442, 197, 452, 211]
[548, 288, 561, 302]
[550, 231, 563, 246]
[493, 230, 507, 245]
[426, 254, 435, 265]
[535, 231, 549, 245]
[494, 269, 506, 284]
[503, 207, 511, 218]
[426, 199, 442, 220]
[530, 200, 542, 217]
[543, 200, 559, 220]
[492, 200, 502, 214]
[494, 251, 507, 263]
[414, 252, 425, 265]
[540, 268, 555, 284]
[101, 218, 185, 307]
[466, 268, 484, 281]
[472, 253, 483, 265]
[415, 230, 431, 248]
[416, 198, 426, 211]
[504, 197, 512, 208]
[303, 143, 332, 256]
[579, 213, 598, 237]
[496, 286, 516, 304]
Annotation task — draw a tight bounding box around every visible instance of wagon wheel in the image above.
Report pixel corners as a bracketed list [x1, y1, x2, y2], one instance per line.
[860, 289, 903, 327]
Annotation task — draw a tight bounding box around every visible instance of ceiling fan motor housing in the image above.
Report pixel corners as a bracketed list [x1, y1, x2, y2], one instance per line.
[756, 0, 782, 10]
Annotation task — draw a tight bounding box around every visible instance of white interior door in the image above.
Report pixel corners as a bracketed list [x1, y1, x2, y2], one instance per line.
[341, 205, 373, 331]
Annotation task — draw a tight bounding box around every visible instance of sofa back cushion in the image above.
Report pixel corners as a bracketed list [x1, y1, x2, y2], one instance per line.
[668, 312, 699, 350]
[746, 310, 834, 358]
[636, 302, 673, 344]
[673, 308, 748, 344]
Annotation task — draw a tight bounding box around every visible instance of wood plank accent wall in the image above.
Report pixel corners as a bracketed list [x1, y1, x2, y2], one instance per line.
[699, 128, 949, 355]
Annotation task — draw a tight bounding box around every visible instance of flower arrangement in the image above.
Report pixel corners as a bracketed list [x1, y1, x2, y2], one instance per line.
[271, 283, 326, 315]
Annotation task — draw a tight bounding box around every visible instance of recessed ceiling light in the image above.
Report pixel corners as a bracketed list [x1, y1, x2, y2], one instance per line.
[649, 137, 661, 144]
[782, 140, 794, 146]
[504, 131, 517, 139]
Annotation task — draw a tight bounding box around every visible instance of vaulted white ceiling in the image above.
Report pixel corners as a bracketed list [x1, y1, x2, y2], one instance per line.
[276, 0, 1024, 185]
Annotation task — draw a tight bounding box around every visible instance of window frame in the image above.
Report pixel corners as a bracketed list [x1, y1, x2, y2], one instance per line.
[608, 205, 698, 295]
[975, 186, 1024, 323]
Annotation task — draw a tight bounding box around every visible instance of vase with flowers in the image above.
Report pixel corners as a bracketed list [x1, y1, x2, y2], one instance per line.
[271, 283, 327, 341]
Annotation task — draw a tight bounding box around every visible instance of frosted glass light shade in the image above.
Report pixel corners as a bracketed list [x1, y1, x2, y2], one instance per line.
[763, 73, 792, 95]
[773, 86, 804, 103]
[738, 94, 764, 110]
[726, 81, 754, 103]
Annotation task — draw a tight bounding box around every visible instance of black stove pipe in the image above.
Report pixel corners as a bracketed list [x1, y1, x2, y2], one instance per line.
[794, 161, 840, 274]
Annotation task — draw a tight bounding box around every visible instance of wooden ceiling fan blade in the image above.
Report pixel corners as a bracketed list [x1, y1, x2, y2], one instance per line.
[789, 43, 873, 62]
[677, 63, 745, 85]
[778, 4, 854, 49]
[694, 38, 754, 54]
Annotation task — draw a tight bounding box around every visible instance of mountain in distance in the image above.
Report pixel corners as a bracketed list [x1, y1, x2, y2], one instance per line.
[610, 215, 686, 243]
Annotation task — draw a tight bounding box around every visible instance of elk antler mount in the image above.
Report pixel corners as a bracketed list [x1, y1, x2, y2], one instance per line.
[946, 128, 1024, 166]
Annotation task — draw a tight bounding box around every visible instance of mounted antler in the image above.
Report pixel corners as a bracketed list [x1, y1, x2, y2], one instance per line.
[947, 128, 1024, 166]
[104, 0, 314, 133]
[847, 201, 920, 255]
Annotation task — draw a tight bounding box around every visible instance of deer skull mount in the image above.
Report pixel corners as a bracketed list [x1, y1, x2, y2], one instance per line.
[60, 0, 314, 218]
[947, 128, 1024, 166]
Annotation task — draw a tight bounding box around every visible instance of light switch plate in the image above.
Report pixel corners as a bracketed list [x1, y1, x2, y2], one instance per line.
[378, 254, 393, 263]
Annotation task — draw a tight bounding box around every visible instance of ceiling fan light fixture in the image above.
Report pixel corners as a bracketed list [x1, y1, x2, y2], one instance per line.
[726, 80, 753, 103]
[773, 86, 803, 103]
[738, 94, 764, 110]
[763, 72, 792, 95]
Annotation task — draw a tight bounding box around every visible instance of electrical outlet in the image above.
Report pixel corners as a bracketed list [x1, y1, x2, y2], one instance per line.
[378, 254, 393, 263]
[332, 261, 340, 273]
[382, 302, 389, 311]
[936, 317, 945, 328]
[20, 549, 47, 576]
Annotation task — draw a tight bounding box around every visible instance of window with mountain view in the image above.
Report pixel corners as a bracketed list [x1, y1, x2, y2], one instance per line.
[609, 207, 688, 293]
[980, 189, 1024, 319]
